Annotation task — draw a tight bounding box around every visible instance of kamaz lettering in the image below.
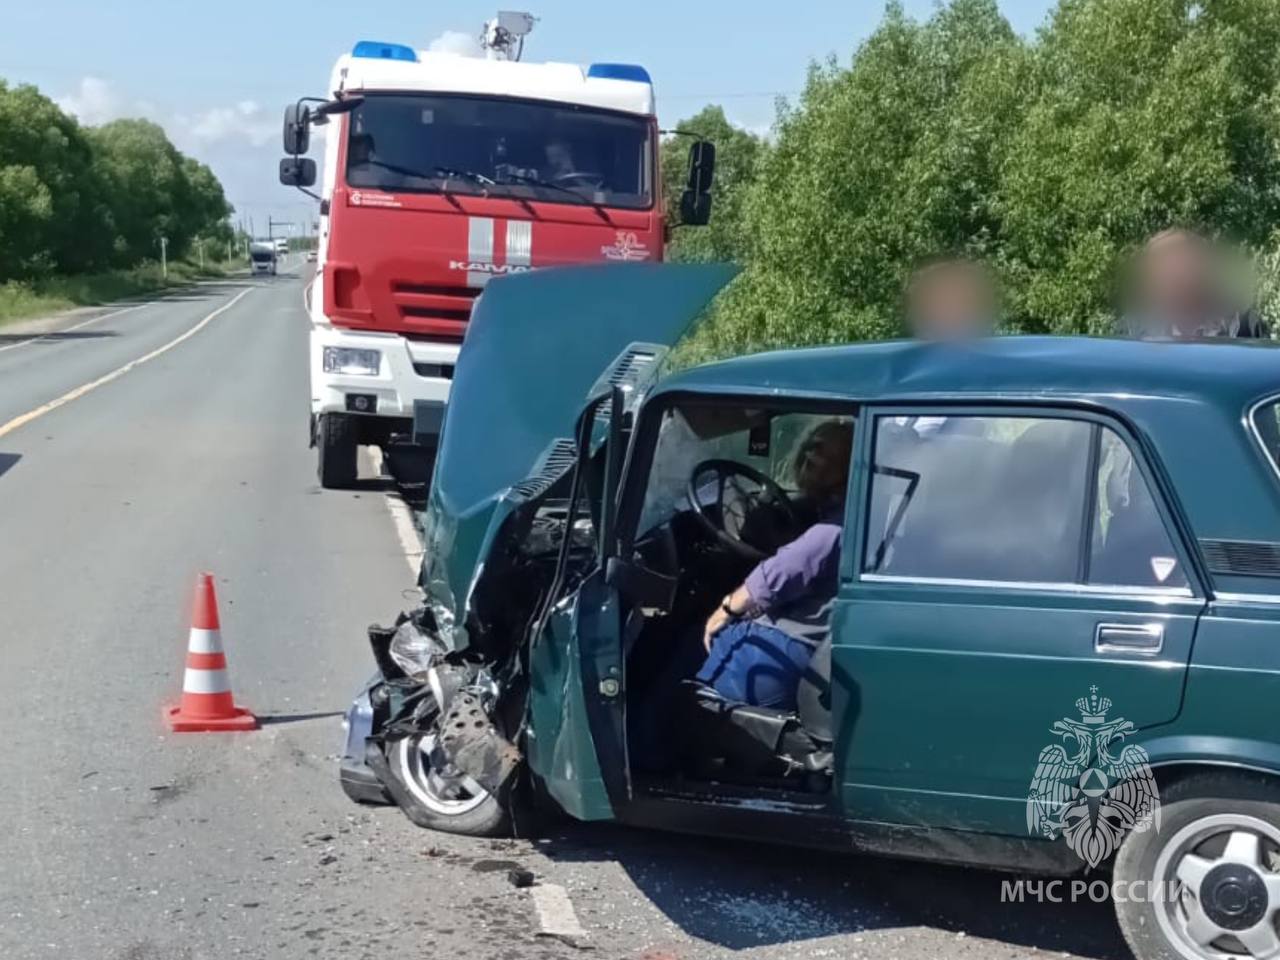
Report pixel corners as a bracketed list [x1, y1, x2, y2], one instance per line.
[448, 261, 533, 275]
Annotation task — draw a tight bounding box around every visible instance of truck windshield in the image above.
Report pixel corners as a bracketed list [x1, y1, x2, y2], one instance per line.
[345, 94, 653, 209]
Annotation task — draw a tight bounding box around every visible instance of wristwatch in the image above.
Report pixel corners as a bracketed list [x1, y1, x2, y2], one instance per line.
[721, 597, 740, 618]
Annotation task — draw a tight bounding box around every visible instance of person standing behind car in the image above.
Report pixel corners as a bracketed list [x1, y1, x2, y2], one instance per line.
[1121, 229, 1270, 340]
[905, 257, 999, 342]
[897, 257, 999, 437]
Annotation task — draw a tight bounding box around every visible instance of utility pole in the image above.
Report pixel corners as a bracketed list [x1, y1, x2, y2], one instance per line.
[159, 235, 168, 280]
[268, 217, 293, 244]
[197, 238, 205, 270]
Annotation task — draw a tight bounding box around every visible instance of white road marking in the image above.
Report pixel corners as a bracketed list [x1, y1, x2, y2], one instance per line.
[0, 288, 253, 440]
[0, 298, 155, 356]
[360, 449, 423, 576]
[530, 883, 588, 946]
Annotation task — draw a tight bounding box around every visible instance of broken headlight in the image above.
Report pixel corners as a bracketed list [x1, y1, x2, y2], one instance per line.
[388, 620, 436, 678]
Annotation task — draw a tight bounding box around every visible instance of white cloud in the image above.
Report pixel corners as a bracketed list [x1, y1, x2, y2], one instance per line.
[427, 29, 482, 57]
[53, 75, 305, 230]
[178, 100, 277, 149]
[56, 76, 127, 126]
[58, 76, 277, 150]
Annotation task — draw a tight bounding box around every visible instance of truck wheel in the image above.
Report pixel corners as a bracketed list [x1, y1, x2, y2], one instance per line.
[1114, 772, 1280, 960]
[317, 414, 358, 489]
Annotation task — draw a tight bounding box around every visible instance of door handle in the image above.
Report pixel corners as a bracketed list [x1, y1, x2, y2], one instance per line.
[1095, 623, 1164, 655]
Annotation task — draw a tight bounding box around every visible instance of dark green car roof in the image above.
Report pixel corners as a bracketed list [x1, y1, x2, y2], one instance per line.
[660, 335, 1280, 410]
[659, 335, 1280, 579]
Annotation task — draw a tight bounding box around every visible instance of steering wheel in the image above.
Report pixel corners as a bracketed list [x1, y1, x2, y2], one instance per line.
[553, 171, 605, 189]
[687, 459, 798, 562]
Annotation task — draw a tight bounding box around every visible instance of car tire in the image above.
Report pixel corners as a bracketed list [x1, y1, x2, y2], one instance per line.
[1114, 772, 1280, 960]
[382, 731, 514, 837]
[317, 413, 358, 489]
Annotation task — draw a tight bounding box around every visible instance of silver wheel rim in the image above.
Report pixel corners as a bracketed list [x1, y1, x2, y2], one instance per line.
[1153, 813, 1280, 960]
[396, 732, 490, 816]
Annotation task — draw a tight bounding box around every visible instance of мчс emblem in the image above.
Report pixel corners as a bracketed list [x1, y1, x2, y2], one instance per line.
[1026, 687, 1160, 868]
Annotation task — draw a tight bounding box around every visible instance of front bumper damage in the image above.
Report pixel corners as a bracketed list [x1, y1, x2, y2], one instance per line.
[338, 612, 524, 817]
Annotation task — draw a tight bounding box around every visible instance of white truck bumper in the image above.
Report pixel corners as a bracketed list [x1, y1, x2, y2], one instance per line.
[310, 325, 457, 430]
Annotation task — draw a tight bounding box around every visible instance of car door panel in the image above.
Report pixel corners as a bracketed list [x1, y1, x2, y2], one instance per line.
[526, 567, 626, 820]
[832, 584, 1201, 834]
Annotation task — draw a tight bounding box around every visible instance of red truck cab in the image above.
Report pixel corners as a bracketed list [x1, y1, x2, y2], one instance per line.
[282, 40, 713, 488]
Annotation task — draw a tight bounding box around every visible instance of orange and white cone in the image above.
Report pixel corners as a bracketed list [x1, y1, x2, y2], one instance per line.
[165, 572, 257, 733]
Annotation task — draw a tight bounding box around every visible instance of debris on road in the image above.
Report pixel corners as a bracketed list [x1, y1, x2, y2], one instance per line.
[506, 867, 535, 888]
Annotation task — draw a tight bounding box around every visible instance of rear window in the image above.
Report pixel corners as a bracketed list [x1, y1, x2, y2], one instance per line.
[1253, 400, 1280, 479]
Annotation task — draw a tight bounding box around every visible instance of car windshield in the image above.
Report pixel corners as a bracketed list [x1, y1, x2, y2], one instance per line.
[637, 406, 845, 537]
[345, 93, 653, 210]
[1253, 399, 1280, 480]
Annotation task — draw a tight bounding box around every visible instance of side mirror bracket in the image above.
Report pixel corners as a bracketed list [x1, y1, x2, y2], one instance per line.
[280, 95, 364, 202]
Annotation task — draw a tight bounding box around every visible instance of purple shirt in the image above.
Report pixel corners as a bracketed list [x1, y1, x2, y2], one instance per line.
[743, 521, 842, 645]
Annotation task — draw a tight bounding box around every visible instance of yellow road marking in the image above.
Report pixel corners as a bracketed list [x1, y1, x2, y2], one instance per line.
[0, 288, 253, 440]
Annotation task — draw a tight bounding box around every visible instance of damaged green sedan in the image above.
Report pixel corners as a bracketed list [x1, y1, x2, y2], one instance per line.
[342, 262, 1280, 960]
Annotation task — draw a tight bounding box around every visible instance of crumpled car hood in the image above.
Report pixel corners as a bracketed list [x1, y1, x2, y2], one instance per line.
[422, 261, 738, 651]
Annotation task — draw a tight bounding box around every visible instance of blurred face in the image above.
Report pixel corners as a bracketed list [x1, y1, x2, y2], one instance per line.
[1133, 233, 1223, 337]
[794, 422, 854, 502]
[906, 262, 997, 341]
[545, 141, 573, 174]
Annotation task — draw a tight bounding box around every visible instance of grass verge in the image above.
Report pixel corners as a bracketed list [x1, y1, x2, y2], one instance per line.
[0, 258, 245, 327]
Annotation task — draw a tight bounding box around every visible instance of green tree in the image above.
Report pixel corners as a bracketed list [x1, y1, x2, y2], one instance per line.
[695, 0, 1031, 358]
[181, 156, 234, 252]
[661, 106, 767, 263]
[0, 81, 108, 279]
[998, 0, 1280, 333]
[88, 119, 201, 265]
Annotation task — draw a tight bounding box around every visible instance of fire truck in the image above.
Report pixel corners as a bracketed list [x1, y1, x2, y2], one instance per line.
[280, 12, 715, 488]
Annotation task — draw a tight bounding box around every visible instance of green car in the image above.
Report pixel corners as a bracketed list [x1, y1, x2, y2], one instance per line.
[342, 263, 1280, 960]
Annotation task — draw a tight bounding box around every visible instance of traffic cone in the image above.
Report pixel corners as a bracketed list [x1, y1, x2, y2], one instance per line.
[165, 572, 257, 732]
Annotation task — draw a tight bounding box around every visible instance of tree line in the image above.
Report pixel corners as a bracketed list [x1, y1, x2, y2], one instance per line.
[663, 0, 1280, 357]
[0, 80, 233, 283]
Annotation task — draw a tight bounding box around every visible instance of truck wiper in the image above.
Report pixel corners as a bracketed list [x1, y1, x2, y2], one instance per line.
[433, 166, 495, 188]
[498, 173, 614, 223]
[356, 159, 494, 193]
[498, 172, 590, 205]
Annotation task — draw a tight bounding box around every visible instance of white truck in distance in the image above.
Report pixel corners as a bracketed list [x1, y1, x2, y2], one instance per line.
[249, 241, 277, 276]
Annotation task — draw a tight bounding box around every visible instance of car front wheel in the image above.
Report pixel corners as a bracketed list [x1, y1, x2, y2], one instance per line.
[386, 731, 512, 837]
[1115, 773, 1280, 960]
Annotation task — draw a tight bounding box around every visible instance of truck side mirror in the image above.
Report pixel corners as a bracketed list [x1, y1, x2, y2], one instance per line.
[279, 157, 317, 188]
[283, 102, 311, 156]
[679, 140, 715, 226]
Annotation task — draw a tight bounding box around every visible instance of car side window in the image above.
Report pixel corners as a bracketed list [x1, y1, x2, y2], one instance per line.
[1089, 428, 1187, 589]
[864, 416, 1093, 583]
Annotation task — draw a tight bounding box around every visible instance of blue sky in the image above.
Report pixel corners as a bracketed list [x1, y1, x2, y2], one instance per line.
[1, 0, 1056, 234]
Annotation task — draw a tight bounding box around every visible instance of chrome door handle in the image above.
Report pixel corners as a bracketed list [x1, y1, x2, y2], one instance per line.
[1095, 623, 1164, 655]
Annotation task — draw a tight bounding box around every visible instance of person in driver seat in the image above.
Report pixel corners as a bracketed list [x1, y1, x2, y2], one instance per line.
[696, 420, 854, 711]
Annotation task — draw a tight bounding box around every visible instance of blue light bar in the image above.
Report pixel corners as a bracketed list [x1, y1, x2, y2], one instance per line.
[352, 40, 418, 62]
[587, 63, 652, 84]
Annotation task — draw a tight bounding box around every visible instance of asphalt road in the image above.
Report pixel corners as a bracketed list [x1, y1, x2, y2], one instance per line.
[0, 266, 1134, 960]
